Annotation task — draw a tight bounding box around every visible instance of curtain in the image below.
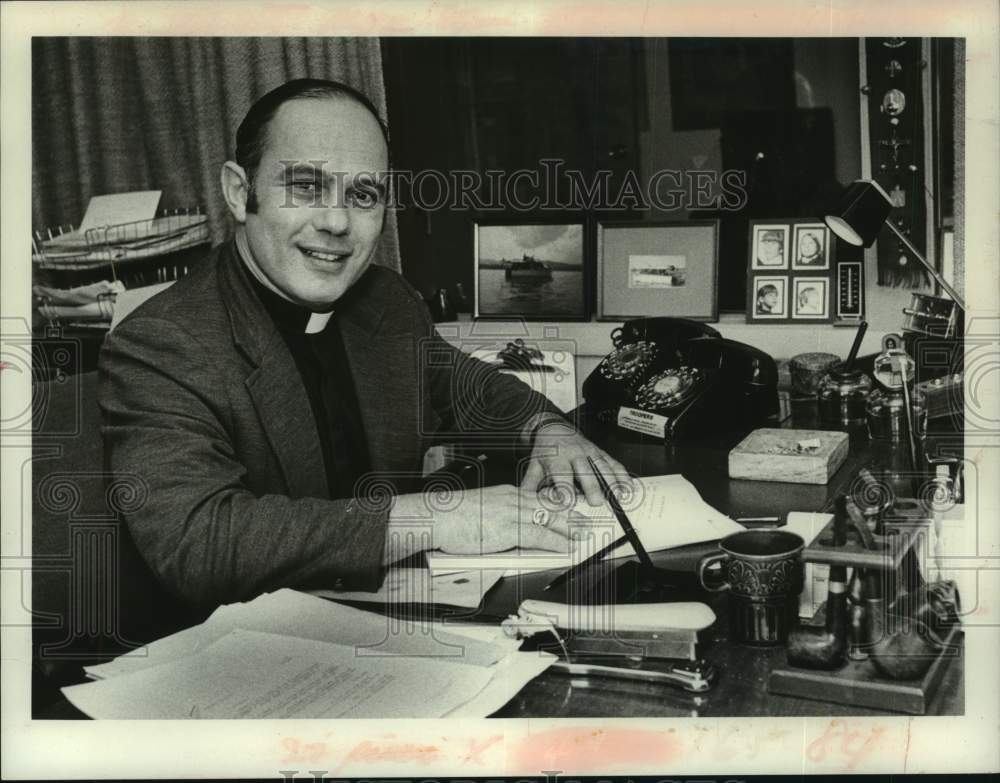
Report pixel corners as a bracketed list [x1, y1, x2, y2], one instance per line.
[952, 38, 965, 299]
[31, 37, 400, 272]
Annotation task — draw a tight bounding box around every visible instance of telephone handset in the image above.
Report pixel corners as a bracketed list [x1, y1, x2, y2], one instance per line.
[583, 317, 721, 412]
[583, 317, 778, 441]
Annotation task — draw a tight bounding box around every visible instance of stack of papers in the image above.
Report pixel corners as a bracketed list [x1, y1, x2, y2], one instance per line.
[64, 589, 550, 719]
[428, 473, 745, 575]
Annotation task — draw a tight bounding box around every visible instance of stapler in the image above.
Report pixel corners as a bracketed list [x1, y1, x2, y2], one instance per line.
[502, 599, 718, 693]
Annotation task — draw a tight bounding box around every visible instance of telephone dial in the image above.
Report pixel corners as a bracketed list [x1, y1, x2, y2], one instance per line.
[583, 317, 779, 441]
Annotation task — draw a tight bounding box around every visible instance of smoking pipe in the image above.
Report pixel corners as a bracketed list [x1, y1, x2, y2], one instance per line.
[868, 580, 962, 680]
[787, 496, 849, 670]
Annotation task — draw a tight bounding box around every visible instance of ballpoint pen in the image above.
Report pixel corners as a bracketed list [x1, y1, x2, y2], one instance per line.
[542, 532, 629, 592]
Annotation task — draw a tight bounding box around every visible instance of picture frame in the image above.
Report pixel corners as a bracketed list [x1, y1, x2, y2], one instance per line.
[792, 276, 830, 319]
[597, 219, 719, 321]
[792, 223, 831, 270]
[751, 275, 788, 319]
[473, 219, 588, 320]
[746, 218, 838, 324]
[750, 223, 790, 270]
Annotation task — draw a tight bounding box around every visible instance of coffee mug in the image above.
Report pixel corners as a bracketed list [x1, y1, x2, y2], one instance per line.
[697, 529, 805, 646]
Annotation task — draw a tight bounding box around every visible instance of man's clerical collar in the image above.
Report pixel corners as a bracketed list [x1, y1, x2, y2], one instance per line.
[234, 227, 334, 335]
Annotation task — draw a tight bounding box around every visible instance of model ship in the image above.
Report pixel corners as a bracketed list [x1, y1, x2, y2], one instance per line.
[503, 254, 553, 281]
[630, 266, 686, 287]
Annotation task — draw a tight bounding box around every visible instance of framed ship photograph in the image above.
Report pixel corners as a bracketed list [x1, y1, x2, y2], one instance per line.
[597, 220, 719, 321]
[473, 220, 588, 320]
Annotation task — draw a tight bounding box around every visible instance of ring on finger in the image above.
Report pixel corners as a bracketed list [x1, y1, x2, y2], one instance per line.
[531, 508, 552, 528]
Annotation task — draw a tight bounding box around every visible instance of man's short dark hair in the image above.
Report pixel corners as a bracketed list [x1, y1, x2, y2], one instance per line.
[235, 78, 390, 210]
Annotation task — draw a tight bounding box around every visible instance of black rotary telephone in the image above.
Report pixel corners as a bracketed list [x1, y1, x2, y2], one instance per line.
[583, 317, 779, 441]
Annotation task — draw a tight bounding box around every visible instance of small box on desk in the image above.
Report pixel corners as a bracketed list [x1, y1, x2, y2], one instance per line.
[728, 428, 849, 485]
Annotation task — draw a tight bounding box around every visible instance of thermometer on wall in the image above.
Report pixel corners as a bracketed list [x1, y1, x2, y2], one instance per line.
[835, 261, 865, 325]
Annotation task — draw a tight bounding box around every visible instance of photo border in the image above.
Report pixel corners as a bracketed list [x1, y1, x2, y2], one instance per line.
[791, 275, 831, 319]
[3, 5, 998, 780]
[749, 274, 788, 320]
[597, 219, 719, 321]
[472, 217, 589, 321]
[791, 222, 831, 271]
[749, 222, 790, 270]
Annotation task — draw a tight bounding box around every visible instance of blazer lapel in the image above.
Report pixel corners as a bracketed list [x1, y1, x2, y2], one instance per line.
[339, 322, 422, 475]
[338, 273, 423, 475]
[218, 244, 329, 500]
[244, 339, 329, 499]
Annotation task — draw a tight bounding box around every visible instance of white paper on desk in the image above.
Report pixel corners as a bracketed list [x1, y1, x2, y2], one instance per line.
[446, 650, 556, 717]
[786, 511, 833, 618]
[312, 568, 504, 608]
[428, 473, 744, 575]
[84, 588, 504, 681]
[77, 190, 162, 233]
[66, 629, 494, 719]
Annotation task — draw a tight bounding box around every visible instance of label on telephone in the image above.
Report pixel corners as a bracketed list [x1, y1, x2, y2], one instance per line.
[617, 406, 668, 438]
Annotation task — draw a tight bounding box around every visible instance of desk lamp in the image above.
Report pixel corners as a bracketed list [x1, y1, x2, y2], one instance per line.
[823, 179, 966, 313]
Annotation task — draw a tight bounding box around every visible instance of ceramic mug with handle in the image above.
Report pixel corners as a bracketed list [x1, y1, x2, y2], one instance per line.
[698, 529, 805, 645]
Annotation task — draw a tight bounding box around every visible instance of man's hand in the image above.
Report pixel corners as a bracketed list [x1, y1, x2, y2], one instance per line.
[521, 418, 633, 506]
[386, 485, 572, 563]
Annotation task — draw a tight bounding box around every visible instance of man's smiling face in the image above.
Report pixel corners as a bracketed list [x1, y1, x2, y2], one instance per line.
[239, 97, 388, 309]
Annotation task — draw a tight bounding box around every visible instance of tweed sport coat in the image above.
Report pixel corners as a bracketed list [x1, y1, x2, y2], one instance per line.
[99, 242, 560, 608]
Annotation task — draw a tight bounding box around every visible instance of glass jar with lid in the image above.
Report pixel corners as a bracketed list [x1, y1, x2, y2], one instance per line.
[818, 367, 873, 427]
[866, 386, 928, 440]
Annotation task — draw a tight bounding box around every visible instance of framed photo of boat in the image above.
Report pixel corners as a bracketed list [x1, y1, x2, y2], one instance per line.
[596, 220, 719, 321]
[473, 219, 588, 320]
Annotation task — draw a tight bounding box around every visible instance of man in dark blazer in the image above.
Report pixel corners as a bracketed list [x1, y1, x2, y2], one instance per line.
[99, 79, 630, 609]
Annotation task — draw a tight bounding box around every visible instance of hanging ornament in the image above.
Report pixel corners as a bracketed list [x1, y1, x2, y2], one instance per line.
[867, 37, 929, 287]
[882, 89, 906, 115]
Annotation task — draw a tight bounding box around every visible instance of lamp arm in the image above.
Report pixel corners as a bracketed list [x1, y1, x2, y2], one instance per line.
[883, 221, 966, 311]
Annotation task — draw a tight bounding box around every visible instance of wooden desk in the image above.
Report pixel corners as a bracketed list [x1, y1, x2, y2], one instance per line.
[35, 405, 964, 719]
[480, 406, 964, 717]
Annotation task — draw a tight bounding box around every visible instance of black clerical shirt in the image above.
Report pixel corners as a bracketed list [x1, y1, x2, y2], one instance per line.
[240, 263, 372, 500]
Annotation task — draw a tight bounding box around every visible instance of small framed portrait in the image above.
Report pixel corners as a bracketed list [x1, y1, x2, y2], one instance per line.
[792, 223, 830, 270]
[750, 223, 789, 270]
[750, 276, 787, 320]
[473, 220, 588, 320]
[792, 277, 830, 319]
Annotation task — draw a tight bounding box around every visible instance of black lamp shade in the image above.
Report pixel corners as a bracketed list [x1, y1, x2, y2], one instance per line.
[824, 179, 893, 247]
